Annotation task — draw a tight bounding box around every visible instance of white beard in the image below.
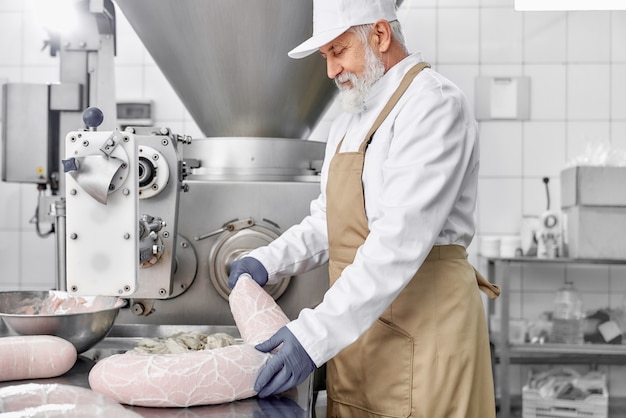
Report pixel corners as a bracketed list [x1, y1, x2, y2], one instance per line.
[335, 43, 386, 113]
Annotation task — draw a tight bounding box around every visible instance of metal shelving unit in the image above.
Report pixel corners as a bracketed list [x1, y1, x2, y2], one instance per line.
[486, 257, 626, 418]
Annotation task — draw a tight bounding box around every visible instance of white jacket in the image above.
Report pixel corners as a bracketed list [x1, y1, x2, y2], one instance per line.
[248, 52, 480, 366]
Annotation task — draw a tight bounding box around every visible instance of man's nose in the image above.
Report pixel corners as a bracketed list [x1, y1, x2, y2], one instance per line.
[326, 59, 342, 79]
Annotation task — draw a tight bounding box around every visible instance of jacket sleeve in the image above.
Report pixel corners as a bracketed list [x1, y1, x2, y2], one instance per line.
[247, 195, 330, 285]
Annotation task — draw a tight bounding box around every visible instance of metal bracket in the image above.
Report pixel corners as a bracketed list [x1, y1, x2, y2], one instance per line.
[99, 130, 124, 158]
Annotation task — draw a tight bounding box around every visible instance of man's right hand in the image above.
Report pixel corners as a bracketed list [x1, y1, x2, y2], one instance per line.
[228, 257, 269, 288]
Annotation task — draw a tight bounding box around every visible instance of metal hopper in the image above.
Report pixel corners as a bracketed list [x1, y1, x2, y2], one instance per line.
[114, 0, 336, 139]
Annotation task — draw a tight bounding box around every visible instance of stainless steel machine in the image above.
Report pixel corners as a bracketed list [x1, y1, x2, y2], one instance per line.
[0, 1, 405, 414]
[115, 0, 337, 324]
[0, 1, 364, 414]
[2, 0, 338, 325]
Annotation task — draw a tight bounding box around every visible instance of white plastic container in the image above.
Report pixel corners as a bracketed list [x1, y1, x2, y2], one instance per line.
[480, 236, 501, 258]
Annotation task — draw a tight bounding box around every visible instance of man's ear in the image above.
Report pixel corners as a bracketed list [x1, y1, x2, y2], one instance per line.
[370, 20, 392, 53]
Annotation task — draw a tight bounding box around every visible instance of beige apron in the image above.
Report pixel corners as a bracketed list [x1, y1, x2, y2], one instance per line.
[325, 62, 500, 418]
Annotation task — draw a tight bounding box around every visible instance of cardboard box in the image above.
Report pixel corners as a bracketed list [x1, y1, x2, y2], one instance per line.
[561, 166, 626, 208]
[560, 166, 626, 259]
[562, 206, 626, 259]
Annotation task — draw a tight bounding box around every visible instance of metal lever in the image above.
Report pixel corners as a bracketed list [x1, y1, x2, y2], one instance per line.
[62, 154, 123, 205]
[99, 130, 124, 158]
[195, 218, 255, 241]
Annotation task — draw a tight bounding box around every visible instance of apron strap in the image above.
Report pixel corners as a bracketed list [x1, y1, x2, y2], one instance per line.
[332, 62, 431, 156]
[425, 245, 501, 300]
[474, 267, 501, 299]
[359, 61, 431, 153]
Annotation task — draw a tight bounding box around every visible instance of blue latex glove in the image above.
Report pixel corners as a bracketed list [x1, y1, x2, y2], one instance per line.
[254, 326, 316, 398]
[228, 257, 268, 289]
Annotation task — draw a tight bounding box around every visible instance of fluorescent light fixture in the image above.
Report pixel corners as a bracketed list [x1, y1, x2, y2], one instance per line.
[515, 0, 626, 10]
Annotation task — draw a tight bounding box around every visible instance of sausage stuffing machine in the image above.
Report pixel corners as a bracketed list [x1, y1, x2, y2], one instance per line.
[0, 0, 342, 414]
[2, 0, 338, 325]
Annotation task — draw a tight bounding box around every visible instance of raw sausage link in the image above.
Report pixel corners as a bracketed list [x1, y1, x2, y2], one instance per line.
[229, 274, 290, 344]
[88, 344, 271, 407]
[88, 276, 290, 407]
[0, 383, 142, 417]
[0, 335, 77, 382]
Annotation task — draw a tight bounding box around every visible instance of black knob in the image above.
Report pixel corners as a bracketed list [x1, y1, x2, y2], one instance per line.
[61, 157, 79, 173]
[83, 107, 104, 128]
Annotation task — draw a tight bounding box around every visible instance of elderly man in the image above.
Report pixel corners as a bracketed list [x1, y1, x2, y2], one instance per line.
[229, 0, 500, 416]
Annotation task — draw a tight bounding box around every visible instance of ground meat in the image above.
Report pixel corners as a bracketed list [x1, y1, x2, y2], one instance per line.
[132, 332, 237, 354]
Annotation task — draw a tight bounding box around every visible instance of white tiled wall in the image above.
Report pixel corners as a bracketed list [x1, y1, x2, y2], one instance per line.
[1, 0, 626, 397]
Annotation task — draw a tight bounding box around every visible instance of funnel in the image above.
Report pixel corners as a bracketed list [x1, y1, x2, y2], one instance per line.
[115, 0, 337, 139]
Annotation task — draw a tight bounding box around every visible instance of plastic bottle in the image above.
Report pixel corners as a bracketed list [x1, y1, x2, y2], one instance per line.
[551, 281, 584, 344]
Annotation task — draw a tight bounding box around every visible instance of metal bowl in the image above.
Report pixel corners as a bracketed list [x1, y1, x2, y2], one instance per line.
[0, 290, 125, 353]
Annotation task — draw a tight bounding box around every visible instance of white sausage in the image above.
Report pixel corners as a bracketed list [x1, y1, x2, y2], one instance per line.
[0, 335, 77, 382]
[88, 277, 290, 407]
[229, 274, 290, 344]
[0, 383, 142, 417]
[88, 344, 271, 407]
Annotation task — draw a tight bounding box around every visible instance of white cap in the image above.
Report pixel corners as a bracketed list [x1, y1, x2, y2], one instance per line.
[288, 0, 398, 59]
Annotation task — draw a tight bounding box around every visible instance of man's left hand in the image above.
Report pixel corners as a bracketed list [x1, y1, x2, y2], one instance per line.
[254, 327, 316, 398]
